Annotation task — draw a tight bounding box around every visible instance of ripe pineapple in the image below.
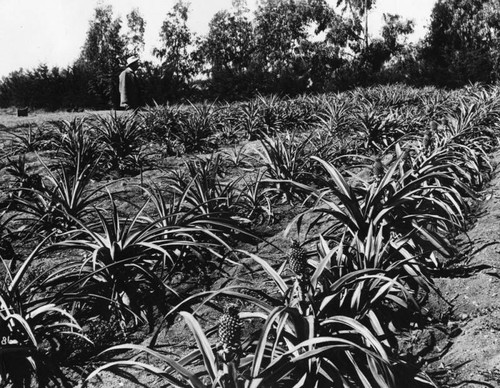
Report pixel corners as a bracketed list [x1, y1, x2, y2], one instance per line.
[218, 304, 242, 363]
[289, 239, 307, 277]
[289, 240, 311, 298]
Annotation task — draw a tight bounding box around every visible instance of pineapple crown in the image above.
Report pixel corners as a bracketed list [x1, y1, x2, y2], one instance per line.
[290, 239, 301, 249]
[223, 303, 239, 316]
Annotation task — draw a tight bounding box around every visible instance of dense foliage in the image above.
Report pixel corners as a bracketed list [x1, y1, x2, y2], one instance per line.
[421, 0, 500, 86]
[4, 0, 500, 110]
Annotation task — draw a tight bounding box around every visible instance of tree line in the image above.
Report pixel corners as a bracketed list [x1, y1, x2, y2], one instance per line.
[1, 0, 500, 110]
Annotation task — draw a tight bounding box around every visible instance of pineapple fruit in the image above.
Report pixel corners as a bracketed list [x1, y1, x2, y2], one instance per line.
[288, 239, 307, 277]
[288, 239, 311, 298]
[218, 304, 242, 364]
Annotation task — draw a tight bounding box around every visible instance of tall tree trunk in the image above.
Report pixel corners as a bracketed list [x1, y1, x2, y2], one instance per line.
[364, 0, 369, 49]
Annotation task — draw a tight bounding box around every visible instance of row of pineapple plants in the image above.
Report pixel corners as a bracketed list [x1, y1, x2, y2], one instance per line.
[0, 83, 498, 387]
[90, 85, 498, 387]
[1, 83, 455, 177]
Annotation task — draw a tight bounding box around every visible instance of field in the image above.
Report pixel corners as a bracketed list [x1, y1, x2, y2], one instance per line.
[1, 84, 500, 387]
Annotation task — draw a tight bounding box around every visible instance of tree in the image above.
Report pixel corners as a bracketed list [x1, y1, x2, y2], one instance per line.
[484, 0, 500, 80]
[253, 0, 336, 92]
[336, 0, 377, 51]
[254, 0, 323, 73]
[78, 5, 125, 107]
[201, 9, 254, 77]
[232, 0, 249, 15]
[358, 13, 414, 75]
[381, 13, 414, 54]
[324, 2, 417, 87]
[0, 64, 93, 110]
[0, 69, 34, 108]
[294, 40, 344, 92]
[124, 8, 146, 57]
[325, 12, 363, 53]
[153, 0, 201, 98]
[422, 0, 500, 86]
[323, 1, 380, 64]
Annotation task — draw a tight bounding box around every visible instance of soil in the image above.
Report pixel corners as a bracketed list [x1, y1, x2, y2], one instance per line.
[2, 109, 500, 388]
[423, 150, 500, 387]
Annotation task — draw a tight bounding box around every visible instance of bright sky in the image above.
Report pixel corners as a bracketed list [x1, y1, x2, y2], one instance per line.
[0, 0, 436, 79]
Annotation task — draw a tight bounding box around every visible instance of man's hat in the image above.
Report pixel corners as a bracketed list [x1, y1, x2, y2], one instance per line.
[126, 56, 139, 66]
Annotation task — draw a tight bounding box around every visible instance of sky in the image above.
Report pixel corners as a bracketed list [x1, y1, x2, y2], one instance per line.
[0, 0, 437, 79]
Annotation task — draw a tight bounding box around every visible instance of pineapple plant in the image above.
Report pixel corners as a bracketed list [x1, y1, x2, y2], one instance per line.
[13, 84, 499, 388]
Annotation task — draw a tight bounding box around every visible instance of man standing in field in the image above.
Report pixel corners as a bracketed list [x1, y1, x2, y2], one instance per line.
[119, 56, 142, 110]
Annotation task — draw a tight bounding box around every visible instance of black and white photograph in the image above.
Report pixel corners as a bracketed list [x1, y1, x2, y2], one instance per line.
[1, 0, 499, 387]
